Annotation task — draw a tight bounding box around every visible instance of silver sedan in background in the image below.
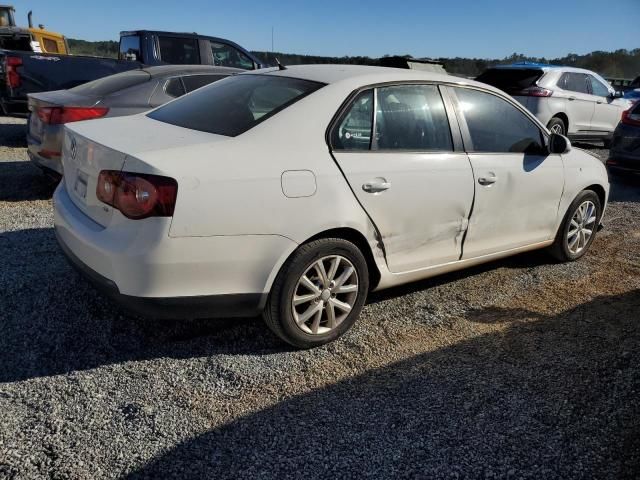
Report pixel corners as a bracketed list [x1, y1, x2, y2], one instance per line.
[26, 65, 240, 177]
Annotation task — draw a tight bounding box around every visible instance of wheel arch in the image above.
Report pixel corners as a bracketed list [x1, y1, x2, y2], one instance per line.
[584, 183, 606, 208]
[303, 227, 382, 291]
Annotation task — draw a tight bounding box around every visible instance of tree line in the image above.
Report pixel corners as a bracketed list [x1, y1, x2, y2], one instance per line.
[66, 39, 640, 79]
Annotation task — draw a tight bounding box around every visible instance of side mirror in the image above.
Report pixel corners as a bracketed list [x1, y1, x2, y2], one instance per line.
[549, 133, 571, 154]
[609, 90, 624, 99]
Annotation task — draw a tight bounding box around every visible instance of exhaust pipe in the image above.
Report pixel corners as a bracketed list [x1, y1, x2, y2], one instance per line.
[27, 10, 33, 28]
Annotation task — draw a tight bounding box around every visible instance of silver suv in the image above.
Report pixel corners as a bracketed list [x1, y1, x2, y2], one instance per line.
[477, 63, 632, 146]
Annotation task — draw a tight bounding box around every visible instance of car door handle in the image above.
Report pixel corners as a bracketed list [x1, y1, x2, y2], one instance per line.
[362, 179, 391, 193]
[596, 100, 603, 104]
[478, 174, 498, 186]
[568, 96, 576, 101]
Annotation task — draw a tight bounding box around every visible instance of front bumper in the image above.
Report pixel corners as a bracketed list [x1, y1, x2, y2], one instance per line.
[53, 183, 297, 319]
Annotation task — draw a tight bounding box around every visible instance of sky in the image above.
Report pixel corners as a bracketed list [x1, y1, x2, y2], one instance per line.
[11, 0, 640, 59]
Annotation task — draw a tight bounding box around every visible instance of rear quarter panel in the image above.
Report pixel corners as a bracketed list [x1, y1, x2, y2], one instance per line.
[556, 148, 609, 230]
[124, 82, 385, 277]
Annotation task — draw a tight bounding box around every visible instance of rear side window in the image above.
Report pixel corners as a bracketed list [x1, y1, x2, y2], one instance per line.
[331, 90, 373, 150]
[164, 77, 186, 98]
[158, 36, 200, 65]
[454, 87, 544, 154]
[210, 42, 254, 70]
[119, 35, 141, 61]
[148, 75, 324, 137]
[559, 73, 589, 94]
[475, 68, 544, 95]
[632, 101, 640, 115]
[375, 85, 452, 151]
[182, 74, 227, 93]
[70, 69, 151, 96]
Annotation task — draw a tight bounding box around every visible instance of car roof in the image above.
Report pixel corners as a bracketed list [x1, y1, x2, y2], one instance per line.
[140, 65, 242, 77]
[252, 64, 494, 92]
[488, 62, 598, 75]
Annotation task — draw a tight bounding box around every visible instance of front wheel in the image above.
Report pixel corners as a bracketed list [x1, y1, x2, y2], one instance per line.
[264, 238, 369, 349]
[549, 190, 602, 262]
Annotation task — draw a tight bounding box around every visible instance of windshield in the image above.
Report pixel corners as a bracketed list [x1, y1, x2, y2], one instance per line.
[476, 68, 545, 94]
[147, 74, 325, 137]
[70, 69, 151, 97]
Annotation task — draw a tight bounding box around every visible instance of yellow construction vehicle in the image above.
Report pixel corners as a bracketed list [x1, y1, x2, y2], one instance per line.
[0, 5, 69, 54]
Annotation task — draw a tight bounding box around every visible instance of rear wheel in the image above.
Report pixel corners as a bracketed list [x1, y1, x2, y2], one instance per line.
[549, 190, 602, 262]
[264, 238, 369, 349]
[547, 117, 566, 136]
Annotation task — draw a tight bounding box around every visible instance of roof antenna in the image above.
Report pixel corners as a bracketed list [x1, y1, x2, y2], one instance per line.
[275, 58, 287, 71]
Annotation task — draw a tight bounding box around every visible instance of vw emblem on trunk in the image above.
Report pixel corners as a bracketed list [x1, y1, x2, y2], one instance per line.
[70, 136, 77, 160]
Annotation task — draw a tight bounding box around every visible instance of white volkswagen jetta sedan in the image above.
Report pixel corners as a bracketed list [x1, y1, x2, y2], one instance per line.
[54, 65, 609, 348]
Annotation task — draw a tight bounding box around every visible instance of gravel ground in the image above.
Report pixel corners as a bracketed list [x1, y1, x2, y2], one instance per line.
[0, 117, 639, 479]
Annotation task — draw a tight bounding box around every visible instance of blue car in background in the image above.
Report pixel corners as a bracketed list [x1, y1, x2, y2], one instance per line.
[623, 89, 640, 101]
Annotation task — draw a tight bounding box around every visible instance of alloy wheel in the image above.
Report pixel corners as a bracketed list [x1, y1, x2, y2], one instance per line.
[567, 200, 597, 254]
[550, 123, 564, 134]
[291, 255, 359, 335]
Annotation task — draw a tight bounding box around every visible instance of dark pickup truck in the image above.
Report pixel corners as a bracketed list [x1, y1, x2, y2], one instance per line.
[0, 30, 264, 116]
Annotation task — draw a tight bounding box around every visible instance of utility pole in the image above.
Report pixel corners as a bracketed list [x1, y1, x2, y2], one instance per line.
[271, 26, 274, 53]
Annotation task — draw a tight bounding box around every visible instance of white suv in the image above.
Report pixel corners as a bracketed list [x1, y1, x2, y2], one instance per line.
[477, 63, 631, 146]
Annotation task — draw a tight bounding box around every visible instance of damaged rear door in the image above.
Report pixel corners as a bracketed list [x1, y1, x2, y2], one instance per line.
[330, 84, 474, 273]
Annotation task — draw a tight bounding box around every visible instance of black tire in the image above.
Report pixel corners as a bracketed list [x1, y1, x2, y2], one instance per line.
[549, 190, 602, 262]
[264, 238, 369, 349]
[547, 117, 566, 136]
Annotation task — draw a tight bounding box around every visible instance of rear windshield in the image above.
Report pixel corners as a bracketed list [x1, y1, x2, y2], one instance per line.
[476, 68, 545, 94]
[147, 74, 325, 137]
[70, 69, 151, 97]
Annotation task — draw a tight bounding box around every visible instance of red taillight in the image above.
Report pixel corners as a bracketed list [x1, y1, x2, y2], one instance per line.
[6, 56, 22, 89]
[621, 105, 640, 127]
[36, 106, 109, 125]
[96, 170, 178, 220]
[515, 87, 553, 97]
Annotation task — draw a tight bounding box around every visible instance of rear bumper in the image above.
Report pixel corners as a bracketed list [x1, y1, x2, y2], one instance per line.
[56, 229, 264, 319]
[26, 120, 64, 175]
[53, 183, 297, 319]
[0, 98, 28, 117]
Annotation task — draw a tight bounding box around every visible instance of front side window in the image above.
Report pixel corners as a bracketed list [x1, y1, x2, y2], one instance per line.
[375, 85, 452, 151]
[588, 76, 610, 97]
[148, 74, 324, 137]
[331, 90, 373, 150]
[454, 87, 545, 154]
[119, 35, 141, 61]
[211, 42, 254, 70]
[158, 36, 200, 65]
[559, 73, 589, 94]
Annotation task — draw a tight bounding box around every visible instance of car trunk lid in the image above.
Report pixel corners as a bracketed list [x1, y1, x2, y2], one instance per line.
[28, 90, 101, 142]
[62, 114, 229, 227]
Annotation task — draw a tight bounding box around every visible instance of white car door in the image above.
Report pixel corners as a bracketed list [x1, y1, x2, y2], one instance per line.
[331, 85, 475, 273]
[587, 75, 625, 134]
[447, 86, 565, 259]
